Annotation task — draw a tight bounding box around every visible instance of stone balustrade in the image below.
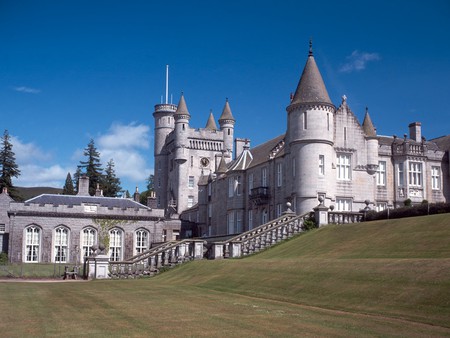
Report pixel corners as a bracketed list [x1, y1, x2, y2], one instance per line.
[328, 211, 364, 224]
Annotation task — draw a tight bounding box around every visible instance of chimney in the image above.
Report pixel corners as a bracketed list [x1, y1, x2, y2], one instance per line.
[147, 191, 157, 209]
[95, 184, 103, 197]
[234, 138, 250, 159]
[77, 175, 90, 196]
[1, 187, 8, 195]
[133, 187, 140, 202]
[409, 122, 422, 142]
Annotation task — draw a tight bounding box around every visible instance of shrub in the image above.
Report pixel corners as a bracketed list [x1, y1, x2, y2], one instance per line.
[302, 216, 317, 231]
[404, 198, 412, 207]
[0, 252, 7, 264]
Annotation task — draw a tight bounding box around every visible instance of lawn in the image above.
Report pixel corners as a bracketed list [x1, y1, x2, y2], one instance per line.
[1, 213, 450, 337]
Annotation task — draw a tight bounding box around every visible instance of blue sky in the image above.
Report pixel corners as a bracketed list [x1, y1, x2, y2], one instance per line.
[1, 0, 450, 193]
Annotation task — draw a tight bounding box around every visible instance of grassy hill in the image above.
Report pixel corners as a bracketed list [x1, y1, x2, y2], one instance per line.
[1, 214, 449, 337]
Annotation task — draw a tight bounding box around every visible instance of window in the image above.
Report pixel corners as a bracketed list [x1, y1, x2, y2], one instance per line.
[376, 161, 386, 186]
[135, 229, 149, 254]
[0, 224, 5, 233]
[54, 226, 69, 263]
[277, 163, 283, 187]
[398, 163, 404, 186]
[236, 211, 243, 233]
[276, 203, 282, 217]
[248, 173, 254, 195]
[408, 162, 422, 187]
[336, 198, 351, 211]
[319, 155, 325, 176]
[190, 156, 193, 167]
[303, 112, 307, 129]
[261, 209, 268, 225]
[188, 176, 195, 189]
[227, 212, 234, 235]
[262, 167, 267, 186]
[248, 210, 253, 230]
[228, 177, 234, 197]
[25, 226, 41, 262]
[236, 176, 242, 195]
[187, 196, 194, 208]
[376, 203, 387, 212]
[82, 228, 96, 259]
[431, 166, 441, 190]
[208, 203, 212, 218]
[337, 154, 351, 180]
[109, 229, 123, 261]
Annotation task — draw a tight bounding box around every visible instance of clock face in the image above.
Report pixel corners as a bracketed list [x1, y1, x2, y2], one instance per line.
[200, 157, 210, 167]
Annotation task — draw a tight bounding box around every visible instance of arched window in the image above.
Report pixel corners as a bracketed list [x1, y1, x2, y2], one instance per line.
[109, 228, 123, 261]
[25, 225, 41, 263]
[54, 226, 69, 263]
[81, 227, 97, 260]
[135, 229, 149, 255]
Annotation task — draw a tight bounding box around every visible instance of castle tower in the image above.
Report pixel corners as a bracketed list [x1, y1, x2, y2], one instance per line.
[153, 100, 177, 210]
[286, 41, 336, 213]
[362, 107, 379, 175]
[218, 98, 235, 159]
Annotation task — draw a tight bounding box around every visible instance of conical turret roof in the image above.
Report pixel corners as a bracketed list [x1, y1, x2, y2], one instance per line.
[362, 107, 376, 137]
[205, 110, 218, 130]
[218, 98, 235, 122]
[174, 93, 190, 117]
[290, 42, 332, 106]
[216, 154, 228, 174]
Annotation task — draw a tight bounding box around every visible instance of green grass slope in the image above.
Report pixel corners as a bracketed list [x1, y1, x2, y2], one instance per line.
[1, 214, 449, 337]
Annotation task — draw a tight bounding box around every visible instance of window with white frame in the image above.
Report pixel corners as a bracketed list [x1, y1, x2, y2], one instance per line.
[376, 202, 387, 212]
[188, 176, 195, 189]
[262, 167, 267, 186]
[319, 155, 325, 176]
[337, 154, 351, 180]
[81, 228, 96, 259]
[408, 162, 422, 187]
[25, 225, 41, 262]
[228, 177, 234, 197]
[187, 196, 194, 208]
[236, 175, 242, 195]
[248, 210, 253, 230]
[376, 161, 386, 186]
[248, 173, 253, 195]
[277, 163, 283, 187]
[235, 211, 243, 233]
[261, 209, 268, 225]
[109, 229, 123, 261]
[431, 166, 441, 190]
[276, 203, 283, 217]
[398, 163, 404, 186]
[54, 226, 69, 263]
[135, 229, 149, 254]
[336, 198, 352, 211]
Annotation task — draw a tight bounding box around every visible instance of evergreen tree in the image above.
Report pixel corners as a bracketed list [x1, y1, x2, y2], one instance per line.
[62, 172, 75, 195]
[146, 174, 155, 192]
[73, 167, 82, 194]
[0, 130, 21, 200]
[78, 139, 103, 196]
[125, 190, 131, 198]
[102, 159, 122, 197]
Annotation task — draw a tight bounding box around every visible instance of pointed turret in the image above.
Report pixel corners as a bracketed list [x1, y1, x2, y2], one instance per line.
[205, 110, 218, 130]
[362, 107, 376, 137]
[218, 98, 235, 158]
[290, 40, 332, 106]
[174, 93, 190, 117]
[218, 98, 235, 122]
[216, 154, 228, 175]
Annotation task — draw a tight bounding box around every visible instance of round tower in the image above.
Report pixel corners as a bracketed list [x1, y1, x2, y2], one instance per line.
[218, 98, 235, 159]
[173, 94, 190, 164]
[286, 41, 336, 213]
[362, 107, 379, 175]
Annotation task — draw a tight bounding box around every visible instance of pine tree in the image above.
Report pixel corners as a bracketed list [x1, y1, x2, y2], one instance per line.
[146, 174, 155, 192]
[78, 139, 103, 196]
[103, 159, 122, 197]
[62, 172, 75, 195]
[0, 130, 21, 200]
[73, 167, 82, 194]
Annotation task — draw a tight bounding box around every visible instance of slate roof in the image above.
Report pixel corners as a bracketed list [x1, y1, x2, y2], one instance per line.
[248, 134, 285, 169]
[430, 135, 450, 151]
[174, 94, 190, 117]
[228, 148, 253, 172]
[378, 135, 442, 151]
[205, 111, 218, 130]
[362, 108, 377, 137]
[290, 45, 332, 106]
[25, 194, 150, 209]
[218, 99, 235, 122]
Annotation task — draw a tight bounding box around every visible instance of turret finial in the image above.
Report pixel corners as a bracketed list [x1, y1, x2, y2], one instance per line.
[309, 38, 313, 56]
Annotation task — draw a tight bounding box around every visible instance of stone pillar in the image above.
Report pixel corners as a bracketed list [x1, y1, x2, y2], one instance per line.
[191, 240, 205, 259]
[211, 243, 224, 259]
[88, 254, 110, 279]
[313, 197, 329, 227]
[230, 241, 242, 258]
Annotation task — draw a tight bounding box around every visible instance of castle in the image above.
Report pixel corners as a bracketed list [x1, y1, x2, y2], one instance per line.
[154, 43, 449, 237]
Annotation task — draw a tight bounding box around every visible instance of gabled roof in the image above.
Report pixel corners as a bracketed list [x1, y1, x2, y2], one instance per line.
[216, 155, 229, 174]
[248, 134, 285, 169]
[362, 108, 377, 137]
[218, 98, 235, 122]
[431, 135, 450, 151]
[205, 110, 218, 130]
[25, 194, 150, 209]
[174, 94, 190, 117]
[290, 42, 332, 106]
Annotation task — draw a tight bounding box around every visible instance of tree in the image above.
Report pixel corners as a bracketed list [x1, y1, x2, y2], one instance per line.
[140, 173, 155, 204]
[0, 130, 21, 200]
[73, 167, 82, 194]
[102, 159, 122, 197]
[78, 139, 103, 196]
[62, 172, 75, 195]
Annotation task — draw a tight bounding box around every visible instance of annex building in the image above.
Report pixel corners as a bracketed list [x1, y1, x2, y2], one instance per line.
[153, 44, 450, 237]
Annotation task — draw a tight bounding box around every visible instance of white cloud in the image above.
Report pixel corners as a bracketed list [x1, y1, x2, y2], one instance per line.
[13, 86, 41, 94]
[15, 164, 70, 187]
[98, 122, 152, 184]
[11, 136, 52, 165]
[339, 50, 381, 73]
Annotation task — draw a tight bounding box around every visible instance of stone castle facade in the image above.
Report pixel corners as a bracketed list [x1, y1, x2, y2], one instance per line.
[154, 44, 450, 237]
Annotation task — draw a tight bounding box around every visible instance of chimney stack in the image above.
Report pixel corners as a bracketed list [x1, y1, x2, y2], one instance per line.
[409, 122, 422, 142]
[133, 187, 140, 202]
[77, 175, 90, 196]
[147, 191, 157, 209]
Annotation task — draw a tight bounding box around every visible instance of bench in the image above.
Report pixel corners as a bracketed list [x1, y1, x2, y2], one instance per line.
[63, 265, 79, 280]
